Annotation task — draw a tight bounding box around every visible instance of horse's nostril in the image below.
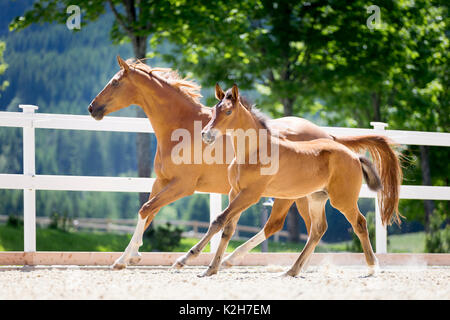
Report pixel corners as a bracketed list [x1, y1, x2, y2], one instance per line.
[88, 105, 93, 113]
[202, 130, 216, 144]
[202, 131, 211, 140]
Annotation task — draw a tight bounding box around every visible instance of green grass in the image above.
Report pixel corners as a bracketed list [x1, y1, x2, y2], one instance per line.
[0, 225, 212, 252]
[387, 232, 426, 253]
[0, 225, 426, 253]
[0, 225, 140, 252]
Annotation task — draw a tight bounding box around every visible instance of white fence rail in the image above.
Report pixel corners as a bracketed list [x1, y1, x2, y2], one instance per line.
[0, 105, 449, 254]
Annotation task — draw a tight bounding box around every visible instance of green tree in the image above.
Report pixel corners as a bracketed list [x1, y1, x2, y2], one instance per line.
[389, 2, 448, 231]
[153, 0, 423, 241]
[0, 41, 8, 95]
[425, 204, 449, 253]
[317, 0, 448, 233]
[166, 0, 447, 240]
[10, 0, 180, 207]
[0, 41, 20, 219]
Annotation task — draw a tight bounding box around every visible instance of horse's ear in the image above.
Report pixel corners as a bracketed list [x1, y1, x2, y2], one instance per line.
[117, 55, 130, 73]
[215, 83, 225, 100]
[231, 83, 239, 101]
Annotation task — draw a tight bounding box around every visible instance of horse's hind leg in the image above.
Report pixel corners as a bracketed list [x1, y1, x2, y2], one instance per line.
[340, 206, 378, 275]
[328, 180, 378, 275]
[294, 195, 325, 272]
[221, 198, 294, 268]
[283, 191, 328, 277]
[295, 197, 312, 235]
[354, 210, 378, 275]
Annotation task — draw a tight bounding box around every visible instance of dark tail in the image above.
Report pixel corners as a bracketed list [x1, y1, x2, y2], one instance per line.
[334, 134, 403, 226]
[359, 156, 382, 192]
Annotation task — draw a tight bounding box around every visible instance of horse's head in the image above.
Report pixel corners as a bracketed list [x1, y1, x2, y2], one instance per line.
[88, 56, 140, 120]
[202, 83, 248, 144]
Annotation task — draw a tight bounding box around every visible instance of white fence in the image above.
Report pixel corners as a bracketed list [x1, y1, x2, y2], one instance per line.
[0, 105, 449, 254]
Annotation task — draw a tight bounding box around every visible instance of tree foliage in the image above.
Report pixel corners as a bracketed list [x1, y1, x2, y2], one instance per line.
[152, 0, 448, 236]
[0, 41, 8, 96]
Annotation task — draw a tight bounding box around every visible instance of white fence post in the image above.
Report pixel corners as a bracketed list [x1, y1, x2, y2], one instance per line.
[209, 193, 222, 253]
[370, 121, 388, 254]
[20, 105, 38, 252]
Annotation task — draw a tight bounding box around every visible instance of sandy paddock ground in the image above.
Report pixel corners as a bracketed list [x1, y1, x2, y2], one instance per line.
[0, 265, 449, 300]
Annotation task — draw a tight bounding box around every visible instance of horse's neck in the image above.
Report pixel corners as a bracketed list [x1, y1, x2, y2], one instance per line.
[137, 77, 209, 144]
[231, 110, 267, 161]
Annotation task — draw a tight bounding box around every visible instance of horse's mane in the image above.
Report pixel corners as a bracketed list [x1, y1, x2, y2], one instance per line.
[128, 59, 203, 104]
[224, 88, 272, 132]
[248, 106, 272, 132]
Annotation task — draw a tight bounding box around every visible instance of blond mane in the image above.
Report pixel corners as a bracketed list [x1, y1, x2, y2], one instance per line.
[128, 59, 203, 104]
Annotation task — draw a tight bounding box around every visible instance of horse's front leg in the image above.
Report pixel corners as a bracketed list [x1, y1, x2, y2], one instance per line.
[198, 189, 240, 277]
[173, 187, 264, 276]
[222, 198, 295, 268]
[112, 214, 148, 270]
[112, 178, 195, 270]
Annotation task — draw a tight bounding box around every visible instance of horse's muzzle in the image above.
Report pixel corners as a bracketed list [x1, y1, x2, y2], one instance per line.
[202, 129, 216, 145]
[88, 102, 106, 120]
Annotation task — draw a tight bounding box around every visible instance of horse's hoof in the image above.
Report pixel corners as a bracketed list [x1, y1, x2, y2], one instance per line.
[366, 264, 379, 277]
[280, 269, 297, 278]
[198, 268, 217, 278]
[129, 254, 142, 266]
[172, 258, 186, 270]
[112, 261, 127, 270]
[221, 259, 234, 269]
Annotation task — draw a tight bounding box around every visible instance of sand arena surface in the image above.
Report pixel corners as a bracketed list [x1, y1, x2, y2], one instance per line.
[0, 265, 449, 300]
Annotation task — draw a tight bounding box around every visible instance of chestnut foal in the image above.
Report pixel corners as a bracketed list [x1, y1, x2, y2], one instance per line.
[174, 84, 401, 277]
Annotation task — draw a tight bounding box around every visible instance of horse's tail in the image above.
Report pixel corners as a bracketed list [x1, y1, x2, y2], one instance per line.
[333, 134, 403, 226]
[359, 156, 382, 192]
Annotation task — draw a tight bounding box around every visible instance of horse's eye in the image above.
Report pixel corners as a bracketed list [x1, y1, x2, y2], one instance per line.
[225, 109, 232, 115]
[112, 79, 119, 87]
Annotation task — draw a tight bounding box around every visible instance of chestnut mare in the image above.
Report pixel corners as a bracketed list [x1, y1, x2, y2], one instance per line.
[88, 56, 401, 272]
[174, 84, 402, 277]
